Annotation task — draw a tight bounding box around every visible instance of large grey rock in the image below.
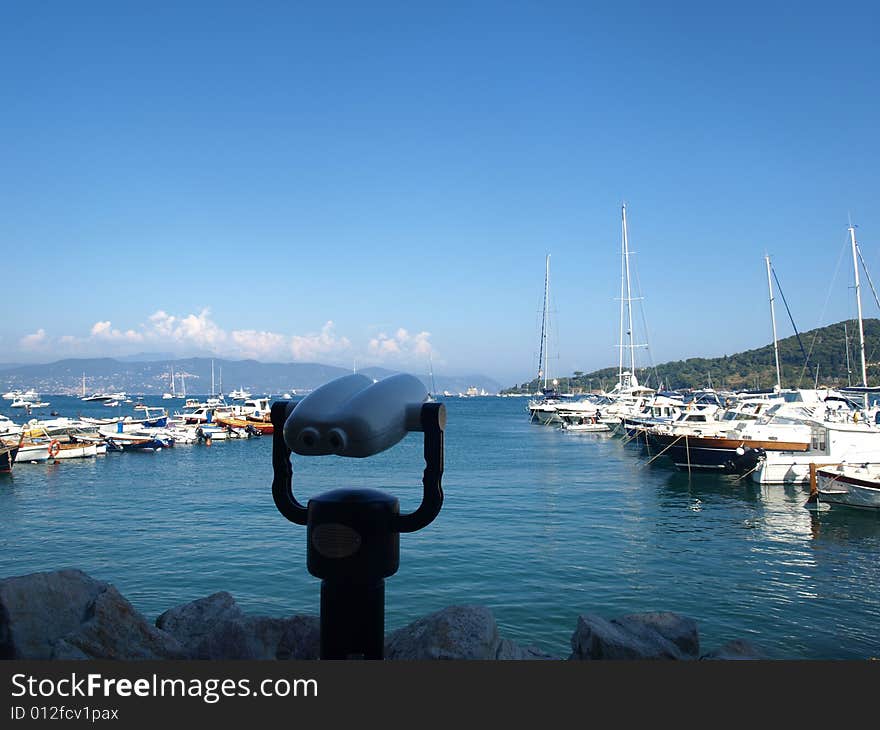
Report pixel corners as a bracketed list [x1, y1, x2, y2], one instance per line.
[52, 585, 186, 659]
[570, 612, 700, 660]
[156, 592, 319, 659]
[0, 569, 111, 659]
[385, 605, 501, 659]
[701, 639, 765, 660]
[156, 592, 244, 651]
[0, 569, 184, 660]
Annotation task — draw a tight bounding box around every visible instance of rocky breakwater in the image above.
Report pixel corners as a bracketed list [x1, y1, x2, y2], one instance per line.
[0, 569, 764, 660]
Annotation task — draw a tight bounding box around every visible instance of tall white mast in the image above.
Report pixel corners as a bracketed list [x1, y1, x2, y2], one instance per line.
[765, 255, 782, 392]
[622, 205, 637, 376]
[537, 253, 551, 390]
[170, 364, 176, 397]
[82, 372, 86, 398]
[850, 224, 868, 390]
[211, 359, 215, 396]
[618, 210, 626, 384]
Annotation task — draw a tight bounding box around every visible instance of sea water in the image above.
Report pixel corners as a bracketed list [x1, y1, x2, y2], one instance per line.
[2, 395, 879, 659]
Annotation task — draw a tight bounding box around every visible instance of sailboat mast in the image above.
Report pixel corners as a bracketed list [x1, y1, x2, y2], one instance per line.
[428, 354, 437, 397]
[82, 373, 86, 398]
[537, 254, 551, 389]
[618, 211, 626, 383]
[211, 360, 215, 396]
[850, 224, 868, 390]
[171, 364, 176, 397]
[765, 255, 782, 392]
[622, 205, 636, 376]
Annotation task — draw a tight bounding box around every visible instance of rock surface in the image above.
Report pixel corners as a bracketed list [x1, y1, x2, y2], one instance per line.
[385, 605, 555, 660]
[156, 591, 319, 659]
[51, 585, 185, 660]
[2, 569, 764, 660]
[570, 612, 700, 660]
[0, 569, 183, 660]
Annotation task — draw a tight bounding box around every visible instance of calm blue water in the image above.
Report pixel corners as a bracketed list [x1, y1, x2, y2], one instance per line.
[2, 395, 880, 659]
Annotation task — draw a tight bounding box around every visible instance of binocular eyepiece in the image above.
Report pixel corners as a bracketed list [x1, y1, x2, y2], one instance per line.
[283, 373, 436, 458]
[270, 373, 446, 660]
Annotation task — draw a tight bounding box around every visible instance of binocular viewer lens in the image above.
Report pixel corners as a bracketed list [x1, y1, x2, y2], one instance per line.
[283, 373, 434, 458]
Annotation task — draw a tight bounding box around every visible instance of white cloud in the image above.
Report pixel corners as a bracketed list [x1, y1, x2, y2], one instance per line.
[290, 321, 352, 361]
[368, 328, 433, 361]
[90, 320, 144, 343]
[13, 311, 432, 367]
[19, 329, 48, 350]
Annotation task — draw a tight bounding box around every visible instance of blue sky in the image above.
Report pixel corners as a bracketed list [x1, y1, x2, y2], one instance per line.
[1, 1, 878, 386]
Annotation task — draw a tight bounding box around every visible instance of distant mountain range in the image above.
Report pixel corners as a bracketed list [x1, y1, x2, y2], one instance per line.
[0, 357, 502, 396]
[505, 318, 880, 393]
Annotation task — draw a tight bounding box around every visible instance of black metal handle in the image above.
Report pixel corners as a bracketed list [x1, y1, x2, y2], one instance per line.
[394, 402, 445, 533]
[271, 400, 307, 525]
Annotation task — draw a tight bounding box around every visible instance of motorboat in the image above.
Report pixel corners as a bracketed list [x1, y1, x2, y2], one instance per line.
[236, 397, 271, 421]
[559, 413, 611, 432]
[752, 400, 880, 484]
[815, 463, 880, 509]
[0, 414, 21, 437]
[101, 429, 173, 452]
[81, 393, 115, 402]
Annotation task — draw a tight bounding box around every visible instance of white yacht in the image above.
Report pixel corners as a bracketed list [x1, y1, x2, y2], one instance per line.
[236, 398, 271, 420]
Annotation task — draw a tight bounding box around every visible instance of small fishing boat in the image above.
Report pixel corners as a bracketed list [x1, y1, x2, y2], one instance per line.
[814, 463, 880, 510]
[213, 415, 272, 434]
[196, 424, 253, 441]
[14, 424, 102, 461]
[102, 431, 172, 452]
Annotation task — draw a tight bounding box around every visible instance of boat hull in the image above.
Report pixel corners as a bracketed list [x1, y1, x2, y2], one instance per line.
[1, 446, 19, 472]
[816, 469, 880, 509]
[647, 433, 808, 473]
[214, 417, 273, 434]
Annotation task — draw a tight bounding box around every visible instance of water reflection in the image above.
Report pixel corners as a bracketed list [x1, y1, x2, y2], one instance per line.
[660, 470, 764, 505]
[807, 507, 880, 542]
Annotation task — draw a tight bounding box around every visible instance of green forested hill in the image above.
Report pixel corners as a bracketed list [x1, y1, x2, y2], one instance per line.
[506, 319, 880, 393]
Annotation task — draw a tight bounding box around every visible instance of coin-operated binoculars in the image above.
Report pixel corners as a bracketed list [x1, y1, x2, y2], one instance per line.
[270, 373, 445, 659]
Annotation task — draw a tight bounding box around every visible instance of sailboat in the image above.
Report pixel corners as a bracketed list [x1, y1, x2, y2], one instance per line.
[162, 365, 177, 399]
[599, 205, 656, 431]
[528, 254, 563, 424]
[427, 355, 438, 402]
[206, 360, 224, 406]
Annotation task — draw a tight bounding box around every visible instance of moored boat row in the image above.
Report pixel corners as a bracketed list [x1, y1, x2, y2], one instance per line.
[526, 209, 880, 512]
[0, 395, 276, 472]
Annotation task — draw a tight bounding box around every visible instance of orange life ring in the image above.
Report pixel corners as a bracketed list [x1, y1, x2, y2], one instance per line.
[48, 440, 61, 458]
